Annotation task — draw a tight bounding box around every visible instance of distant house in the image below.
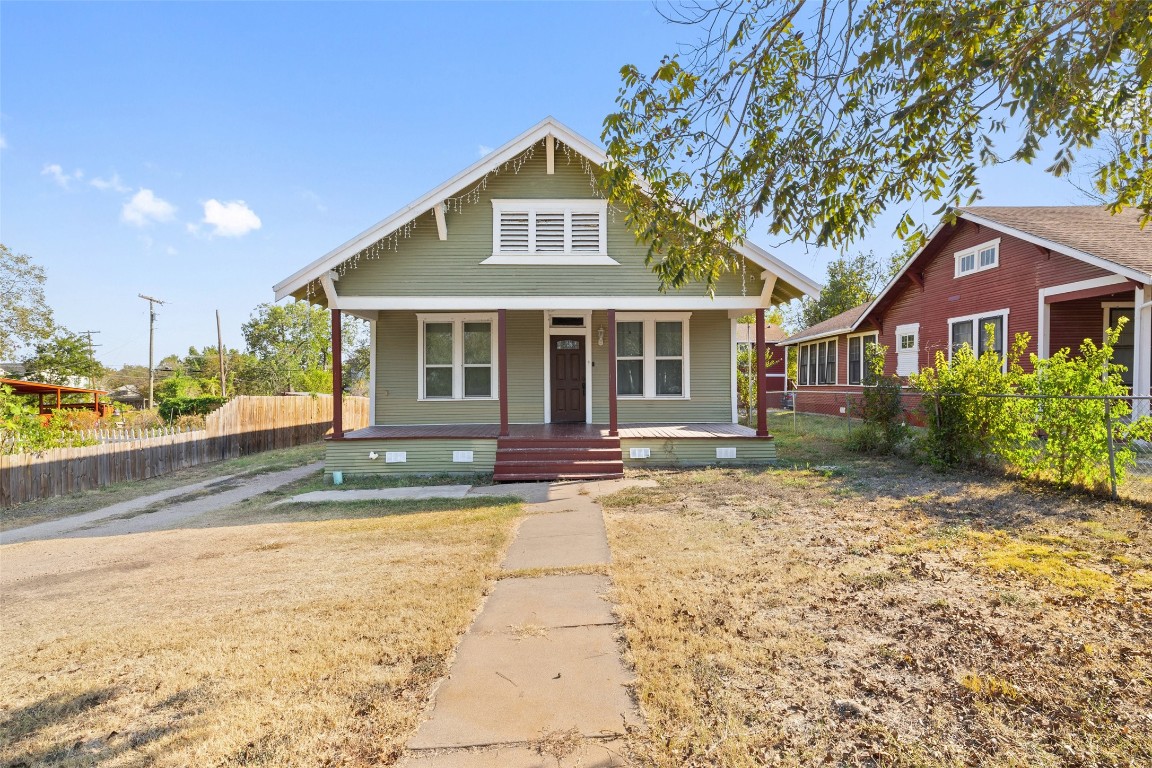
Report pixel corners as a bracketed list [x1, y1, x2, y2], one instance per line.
[0, 362, 26, 378]
[273, 117, 820, 480]
[781, 206, 1151, 414]
[735, 321, 789, 405]
[107, 384, 146, 408]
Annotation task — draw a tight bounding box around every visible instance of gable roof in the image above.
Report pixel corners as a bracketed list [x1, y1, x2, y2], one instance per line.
[782, 303, 870, 345]
[958, 206, 1151, 280]
[272, 117, 821, 302]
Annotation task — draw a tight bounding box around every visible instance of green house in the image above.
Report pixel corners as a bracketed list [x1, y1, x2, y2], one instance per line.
[273, 118, 819, 480]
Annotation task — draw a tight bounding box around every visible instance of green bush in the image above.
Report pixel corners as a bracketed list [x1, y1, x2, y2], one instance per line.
[1013, 322, 1152, 492]
[0, 385, 98, 454]
[910, 329, 1032, 470]
[158, 395, 227, 422]
[847, 344, 907, 455]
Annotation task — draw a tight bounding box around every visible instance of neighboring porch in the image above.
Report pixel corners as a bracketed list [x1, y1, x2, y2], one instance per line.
[326, 421, 776, 480]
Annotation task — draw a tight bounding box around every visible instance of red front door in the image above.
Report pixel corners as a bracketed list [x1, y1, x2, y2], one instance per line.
[550, 336, 586, 423]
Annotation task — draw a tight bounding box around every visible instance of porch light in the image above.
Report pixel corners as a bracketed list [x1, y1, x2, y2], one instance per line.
[597, 326, 605, 346]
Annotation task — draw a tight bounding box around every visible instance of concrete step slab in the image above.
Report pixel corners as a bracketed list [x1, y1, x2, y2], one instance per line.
[473, 575, 615, 633]
[408, 625, 637, 750]
[399, 739, 628, 767]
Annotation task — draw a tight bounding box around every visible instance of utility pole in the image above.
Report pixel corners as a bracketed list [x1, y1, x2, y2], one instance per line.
[216, 309, 227, 398]
[76, 330, 102, 388]
[139, 294, 166, 409]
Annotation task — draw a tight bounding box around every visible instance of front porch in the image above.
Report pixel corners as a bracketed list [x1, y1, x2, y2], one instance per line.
[326, 421, 776, 480]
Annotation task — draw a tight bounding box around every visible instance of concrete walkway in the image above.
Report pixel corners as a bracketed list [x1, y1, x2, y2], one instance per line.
[1, 463, 322, 544]
[400, 478, 653, 768]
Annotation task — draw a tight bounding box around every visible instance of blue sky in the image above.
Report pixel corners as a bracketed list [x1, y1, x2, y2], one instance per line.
[1, 1, 1096, 367]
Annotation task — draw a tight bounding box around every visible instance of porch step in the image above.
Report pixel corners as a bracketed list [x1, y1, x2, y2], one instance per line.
[493, 472, 625, 482]
[497, 437, 620, 450]
[493, 433, 624, 482]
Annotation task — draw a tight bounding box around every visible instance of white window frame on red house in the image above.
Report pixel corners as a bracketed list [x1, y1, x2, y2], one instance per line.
[894, 323, 920, 376]
[954, 238, 1001, 278]
[847, 331, 880, 386]
[798, 338, 837, 386]
[948, 308, 1010, 372]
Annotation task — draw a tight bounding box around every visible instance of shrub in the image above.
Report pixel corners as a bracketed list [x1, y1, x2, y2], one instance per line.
[1013, 321, 1152, 492]
[158, 396, 227, 422]
[0, 385, 98, 454]
[910, 329, 1033, 470]
[846, 344, 907, 455]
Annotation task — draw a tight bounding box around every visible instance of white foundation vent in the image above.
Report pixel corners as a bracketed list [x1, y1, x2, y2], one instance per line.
[629, 447, 651, 459]
[453, 450, 474, 463]
[716, 447, 737, 459]
[385, 451, 407, 463]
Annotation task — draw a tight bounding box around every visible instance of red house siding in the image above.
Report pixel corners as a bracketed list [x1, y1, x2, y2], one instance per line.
[786, 219, 1135, 419]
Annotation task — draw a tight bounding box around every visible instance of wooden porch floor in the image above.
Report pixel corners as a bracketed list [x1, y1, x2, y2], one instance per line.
[340, 422, 763, 440]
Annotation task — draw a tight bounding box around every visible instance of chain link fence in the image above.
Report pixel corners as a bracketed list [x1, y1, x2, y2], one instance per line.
[775, 390, 1152, 500]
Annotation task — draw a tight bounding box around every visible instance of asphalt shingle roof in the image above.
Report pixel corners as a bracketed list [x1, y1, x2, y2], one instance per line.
[782, 303, 870, 345]
[960, 206, 1151, 277]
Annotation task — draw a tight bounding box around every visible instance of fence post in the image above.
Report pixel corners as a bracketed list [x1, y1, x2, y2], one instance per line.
[1104, 397, 1118, 500]
[793, 392, 799, 434]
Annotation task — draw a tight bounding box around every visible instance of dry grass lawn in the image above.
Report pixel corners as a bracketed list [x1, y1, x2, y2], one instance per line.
[1, 496, 522, 767]
[603, 450, 1152, 766]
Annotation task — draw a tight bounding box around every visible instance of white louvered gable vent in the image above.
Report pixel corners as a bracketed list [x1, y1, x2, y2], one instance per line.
[498, 211, 530, 252]
[491, 200, 607, 258]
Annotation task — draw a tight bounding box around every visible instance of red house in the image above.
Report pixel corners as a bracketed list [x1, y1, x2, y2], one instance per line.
[781, 206, 1152, 416]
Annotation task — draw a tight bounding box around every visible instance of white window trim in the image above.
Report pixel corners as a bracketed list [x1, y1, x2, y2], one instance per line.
[954, 238, 1001, 278]
[485, 199, 617, 265]
[894, 322, 920, 377]
[1102, 302, 1135, 338]
[797, 338, 838, 386]
[947, 308, 1010, 371]
[416, 312, 499, 401]
[543, 312, 593, 424]
[615, 312, 692, 400]
[847, 331, 880, 386]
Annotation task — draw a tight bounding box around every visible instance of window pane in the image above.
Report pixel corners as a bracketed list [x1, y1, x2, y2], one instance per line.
[655, 322, 682, 357]
[655, 360, 683, 395]
[979, 247, 997, 267]
[959, 254, 975, 273]
[1111, 308, 1135, 346]
[464, 366, 491, 397]
[617, 322, 643, 357]
[863, 339, 879, 385]
[825, 341, 837, 384]
[463, 322, 491, 364]
[848, 337, 862, 386]
[425, 367, 452, 398]
[425, 323, 453, 365]
[799, 346, 808, 385]
[617, 360, 643, 395]
[978, 316, 1003, 357]
[951, 321, 973, 354]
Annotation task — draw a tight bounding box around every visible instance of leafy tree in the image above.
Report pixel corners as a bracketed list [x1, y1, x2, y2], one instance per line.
[602, 0, 1151, 290]
[242, 301, 332, 394]
[0, 384, 97, 454]
[787, 251, 900, 331]
[20, 330, 105, 387]
[1, 244, 56, 359]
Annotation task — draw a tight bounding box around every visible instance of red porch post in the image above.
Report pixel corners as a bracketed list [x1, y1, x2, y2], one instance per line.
[756, 307, 769, 437]
[607, 309, 618, 436]
[498, 309, 509, 437]
[331, 308, 343, 439]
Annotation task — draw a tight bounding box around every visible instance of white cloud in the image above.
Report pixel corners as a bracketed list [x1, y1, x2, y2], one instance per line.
[478, 144, 494, 157]
[121, 188, 176, 226]
[90, 173, 130, 193]
[201, 199, 261, 237]
[42, 163, 83, 188]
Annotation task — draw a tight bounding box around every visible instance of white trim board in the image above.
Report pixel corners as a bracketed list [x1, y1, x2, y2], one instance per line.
[325, 295, 768, 311]
[272, 117, 822, 302]
[1037, 274, 1130, 359]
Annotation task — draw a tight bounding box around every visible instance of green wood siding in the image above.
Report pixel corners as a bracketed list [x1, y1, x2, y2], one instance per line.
[375, 310, 544, 425]
[374, 309, 734, 426]
[326, 439, 497, 475]
[621, 438, 776, 467]
[333, 144, 763, 299]
[591, 310, 734, 423]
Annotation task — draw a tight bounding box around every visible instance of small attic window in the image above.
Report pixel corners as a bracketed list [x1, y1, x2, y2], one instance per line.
[484, 200, 617, 265]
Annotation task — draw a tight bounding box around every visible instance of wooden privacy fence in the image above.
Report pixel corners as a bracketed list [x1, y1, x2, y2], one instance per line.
[1, 395, 368, 507]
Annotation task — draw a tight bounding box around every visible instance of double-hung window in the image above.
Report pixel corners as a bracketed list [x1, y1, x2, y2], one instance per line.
[847, 332, 880, 385]
[954, 239, 1000, 277]
[486, 200, 615, 265]
[418, 314, 497, 400]
[797, 339, 837, 385]
[615, 313, 690, 398]
[949, 309, 1008, 368]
